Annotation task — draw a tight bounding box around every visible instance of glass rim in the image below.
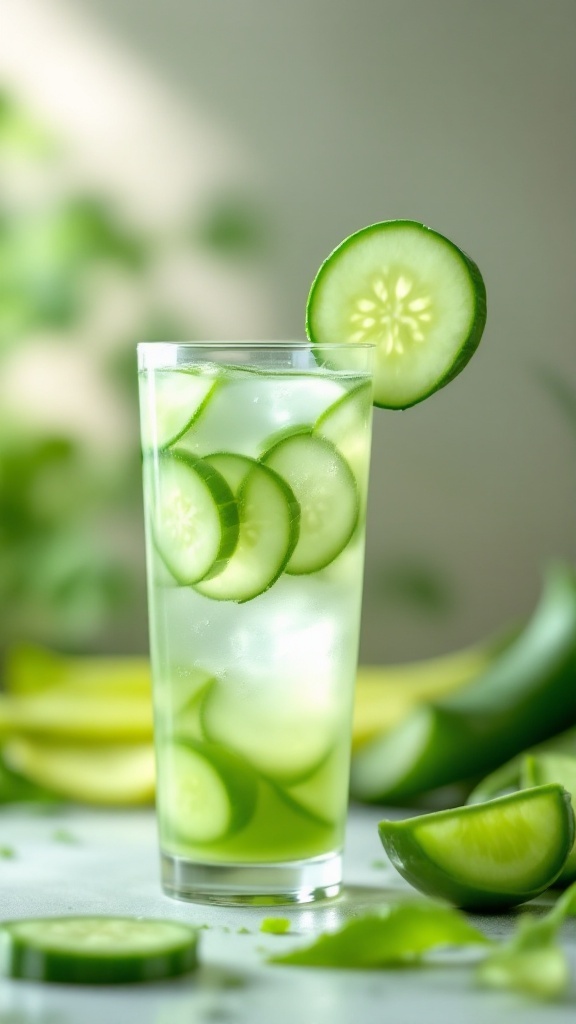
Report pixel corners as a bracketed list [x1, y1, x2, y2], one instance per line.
[137, 341, 375, 350]
[138, 340, 376, 370]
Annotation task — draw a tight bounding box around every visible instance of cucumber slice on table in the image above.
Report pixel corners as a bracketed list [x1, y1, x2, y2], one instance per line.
[0, 916, 199, 984]
[262, 431, 358, 574]
[159, 740, 257, 844]
[149, 450, 239, 585]
[139, 369, 216, 449]
[306, 220, 486, 410]
[195, 453, 300, 601]
[378, 784, 575, 910]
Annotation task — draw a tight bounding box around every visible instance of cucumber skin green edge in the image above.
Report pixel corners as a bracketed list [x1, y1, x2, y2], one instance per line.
[306, 220, 487, 410]
[237, 463, 300, 599]
[378, 785, 575, 911]
[161, 738, 259, 842]
[140, 371, 219, 453]
[150, 449, 240, 585]
[196, 454, 301, 604]
[0, 918, 199, 984]
[261, 430, 360, 576]
[350, 562, 576, 803]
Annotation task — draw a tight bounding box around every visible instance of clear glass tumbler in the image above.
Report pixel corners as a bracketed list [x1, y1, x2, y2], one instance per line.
[138, 341, 374, 904]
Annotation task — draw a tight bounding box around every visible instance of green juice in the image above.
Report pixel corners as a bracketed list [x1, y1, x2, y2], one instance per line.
[138, 344, 373, 901]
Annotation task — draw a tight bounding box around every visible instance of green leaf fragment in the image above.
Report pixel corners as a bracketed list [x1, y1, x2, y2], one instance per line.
[260, 918, 291, 935]
[51, 828, 78, 844]
[268, 903, 489, 968]
[476, 881, 576, 1000]
[0, 845, 16, 858]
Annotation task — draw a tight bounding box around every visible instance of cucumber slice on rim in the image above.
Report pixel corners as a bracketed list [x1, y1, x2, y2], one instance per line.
[195, 453, 300, 602]
[0, 916, 199, 984]
[139, 369, 216, 449]
[306, 220, 486, 410]
[149, 450, 239, 585]
[378, 784, 575, 910]
[262, 431, 358, 574]
[159, 739, 257, 844]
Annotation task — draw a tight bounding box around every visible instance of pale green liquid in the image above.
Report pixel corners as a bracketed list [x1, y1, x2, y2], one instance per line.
[141, 363, 372, 865]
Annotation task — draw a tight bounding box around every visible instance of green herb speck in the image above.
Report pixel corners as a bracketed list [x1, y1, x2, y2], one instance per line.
[52, 828, 78, 843]
[260, 917, 291, 934]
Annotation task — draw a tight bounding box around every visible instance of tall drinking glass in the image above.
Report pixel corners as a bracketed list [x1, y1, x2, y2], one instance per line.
[138, 342, 374, 904]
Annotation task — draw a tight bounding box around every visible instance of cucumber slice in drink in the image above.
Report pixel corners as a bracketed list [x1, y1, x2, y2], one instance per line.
[201, 681, 337, 784]
[149, 450, 239, 585]
[262, 431, 358, 574]
[0, 916, 199, 984]
[153, 665, 215, 742]
[195, 453, 300, 602]
[378, 784, 575, 910]
[314, 381, 373, 508]
[159, 740, 257, 844]
[306, 220, 486, 409]
[278, 747, 349, 827]
[139, 369, 216, 449]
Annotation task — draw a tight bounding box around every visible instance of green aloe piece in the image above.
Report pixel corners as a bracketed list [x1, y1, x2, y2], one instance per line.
[268, 902, 489, 968]
[350, 563, 576, 803]
[477, 881, 576, 999]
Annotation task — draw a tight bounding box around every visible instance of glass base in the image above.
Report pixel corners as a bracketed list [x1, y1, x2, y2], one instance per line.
[160, 850, 342, 906]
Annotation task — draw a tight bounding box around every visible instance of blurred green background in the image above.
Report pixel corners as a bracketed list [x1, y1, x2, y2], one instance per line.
[0, 0, 575, 670]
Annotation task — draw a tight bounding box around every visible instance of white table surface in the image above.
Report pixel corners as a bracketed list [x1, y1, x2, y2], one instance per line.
[0, 801, 574, 1024]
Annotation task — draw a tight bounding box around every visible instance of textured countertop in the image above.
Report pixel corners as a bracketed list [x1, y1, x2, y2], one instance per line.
[0, 802, 575, 1023]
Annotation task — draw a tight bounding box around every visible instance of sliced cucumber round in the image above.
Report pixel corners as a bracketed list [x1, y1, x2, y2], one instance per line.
[0, 916, 199, 984]
[262, 431, 358, 574]
[314, 381, 373, 504]
[158, 739, 257, 844]
[154, 665, 215, 743]
[306, 220, 486, 410]
[201, 681, 337, 784]
[277, 746, 350, 827]
[195, 453, 300, 602]
[149, 450, 239, 585]
[139, 369, 216, 450]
